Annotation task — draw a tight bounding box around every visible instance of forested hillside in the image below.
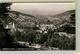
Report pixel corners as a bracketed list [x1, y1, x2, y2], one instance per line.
[0, 3, 75, 50]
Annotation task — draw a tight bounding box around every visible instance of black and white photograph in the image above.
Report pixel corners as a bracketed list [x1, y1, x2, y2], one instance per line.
[0, 3, 75, 51]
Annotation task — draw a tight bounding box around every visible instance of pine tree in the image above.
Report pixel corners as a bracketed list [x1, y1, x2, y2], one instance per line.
[0, 3, 13, 50]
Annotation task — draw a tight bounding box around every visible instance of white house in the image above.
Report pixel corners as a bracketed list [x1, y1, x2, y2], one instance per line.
[5, 22, 16, 32]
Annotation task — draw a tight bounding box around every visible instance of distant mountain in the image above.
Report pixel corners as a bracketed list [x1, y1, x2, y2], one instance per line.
[8, 11, 38, 28]
[1, 10, 75, 29]
[48, 10, 75, 26]
[27, 10, 75, 26]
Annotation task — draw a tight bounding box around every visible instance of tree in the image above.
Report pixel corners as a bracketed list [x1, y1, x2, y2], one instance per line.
[0, 3, 12, 24]
[0, 3, 12, 15]
[0, 3, 13, 50]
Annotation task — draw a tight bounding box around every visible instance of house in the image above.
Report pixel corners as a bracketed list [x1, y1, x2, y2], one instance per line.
[5, 22, 16, 33]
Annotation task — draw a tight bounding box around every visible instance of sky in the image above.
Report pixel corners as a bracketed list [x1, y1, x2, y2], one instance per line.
[11, 3, 75, 15]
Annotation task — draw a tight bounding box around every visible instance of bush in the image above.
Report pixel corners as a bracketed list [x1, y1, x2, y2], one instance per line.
[14, 27, 75, 50]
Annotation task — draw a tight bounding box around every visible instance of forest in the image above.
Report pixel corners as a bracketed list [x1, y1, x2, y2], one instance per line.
[0, 3, 75, 50]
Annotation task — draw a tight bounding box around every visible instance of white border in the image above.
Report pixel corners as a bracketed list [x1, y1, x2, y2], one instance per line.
[0, 0, 75, 3]
[76, 0, 80, 51]
[0, 0, 79, 54]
